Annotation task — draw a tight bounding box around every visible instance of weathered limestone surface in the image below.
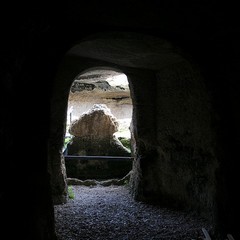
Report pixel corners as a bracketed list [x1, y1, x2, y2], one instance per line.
[1, 2, 239, 240]
[69, 104, 119, 138]
[67, 104, 130, 156]
[66, 104, 131, 179]
[67, 70, 132, 127]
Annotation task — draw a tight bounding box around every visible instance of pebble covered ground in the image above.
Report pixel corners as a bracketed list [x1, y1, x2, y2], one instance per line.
[54, 185, 212, 240]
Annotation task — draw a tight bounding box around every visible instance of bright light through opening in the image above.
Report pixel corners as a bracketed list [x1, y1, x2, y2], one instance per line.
[106, 74, 129, 88]
[66, 71, 132, 140]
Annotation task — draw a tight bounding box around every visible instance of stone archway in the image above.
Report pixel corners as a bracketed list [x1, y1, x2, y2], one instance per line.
[48, 63, 133, 204]
[64, 68, 133, 180]
[48, 32, 218, 228]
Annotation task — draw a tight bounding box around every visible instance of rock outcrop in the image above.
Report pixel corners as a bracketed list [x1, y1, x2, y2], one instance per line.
[67, 104, 131, 156]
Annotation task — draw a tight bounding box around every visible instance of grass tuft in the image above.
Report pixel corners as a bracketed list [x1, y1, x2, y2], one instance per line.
[68, 185, 75, 199]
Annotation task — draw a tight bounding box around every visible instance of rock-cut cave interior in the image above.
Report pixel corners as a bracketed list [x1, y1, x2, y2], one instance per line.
[0, 2, 239, 240]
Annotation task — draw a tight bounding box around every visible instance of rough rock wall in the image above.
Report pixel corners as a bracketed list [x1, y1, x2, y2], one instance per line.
[47, 33, 234, 238]
[129, 64, 218, 222]
[154, 63, 217, 217]
[67, 104, 131, 156]
[67, 72, 132, 122]
[69, 104, 119, 137]
[67, 92, 132, 122]
[1, 1, 240, 239]
[128, 70, 159, 199]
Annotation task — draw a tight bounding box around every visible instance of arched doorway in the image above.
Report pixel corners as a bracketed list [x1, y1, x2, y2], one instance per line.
[64, 67, 134, 180]
[48, 32, 218, 234]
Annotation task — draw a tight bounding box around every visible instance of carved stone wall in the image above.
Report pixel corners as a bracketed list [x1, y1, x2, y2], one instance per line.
[1, 2, 239, 240]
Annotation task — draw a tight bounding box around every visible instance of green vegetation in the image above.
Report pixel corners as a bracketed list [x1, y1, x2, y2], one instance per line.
[63, 135, 72, 152]
[124, 179, 129, 185]
[68, 185, 75, 199]
[65, 136, 72, 146]
[118, 137, 131, 151]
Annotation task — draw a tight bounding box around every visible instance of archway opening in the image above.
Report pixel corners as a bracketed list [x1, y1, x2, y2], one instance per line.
[50, 32, 217, 239]
[63, 67, 134, 182]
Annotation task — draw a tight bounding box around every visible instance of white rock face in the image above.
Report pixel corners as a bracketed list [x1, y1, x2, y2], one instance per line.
[66, 70, 133, 139]
[68, 104, 119, 138]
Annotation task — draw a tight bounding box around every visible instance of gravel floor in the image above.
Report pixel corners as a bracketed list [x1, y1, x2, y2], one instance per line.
[54, 185, 212, 240]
